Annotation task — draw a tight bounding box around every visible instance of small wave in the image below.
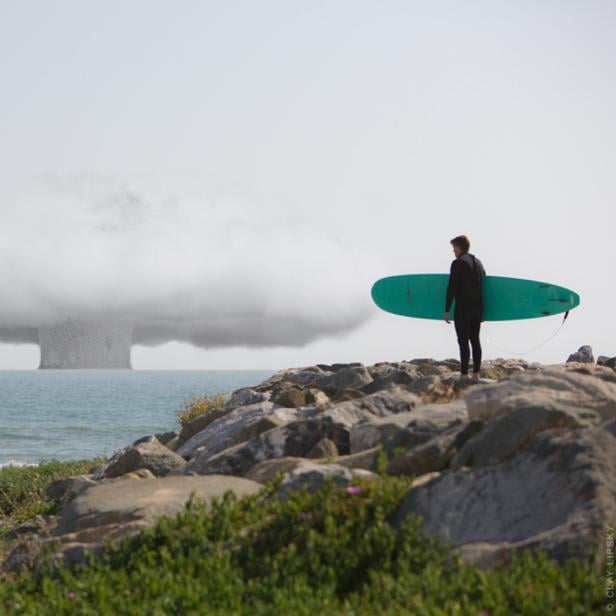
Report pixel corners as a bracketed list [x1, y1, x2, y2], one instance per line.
[0, 460, 37, 469]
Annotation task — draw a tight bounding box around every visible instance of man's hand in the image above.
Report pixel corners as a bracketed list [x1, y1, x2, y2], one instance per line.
[444, 312, 450, 324]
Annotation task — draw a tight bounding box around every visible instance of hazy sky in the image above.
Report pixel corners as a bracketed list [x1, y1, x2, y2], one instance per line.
[0, 1, 614, 369]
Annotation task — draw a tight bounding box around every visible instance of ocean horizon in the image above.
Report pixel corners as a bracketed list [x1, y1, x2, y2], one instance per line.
[0, 370, 274, 467]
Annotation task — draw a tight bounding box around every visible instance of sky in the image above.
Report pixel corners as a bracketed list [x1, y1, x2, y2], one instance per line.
[0, 0, 614, 369]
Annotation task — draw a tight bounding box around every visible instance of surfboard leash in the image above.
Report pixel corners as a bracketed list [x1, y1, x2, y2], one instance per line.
[484, 310, 570, 356]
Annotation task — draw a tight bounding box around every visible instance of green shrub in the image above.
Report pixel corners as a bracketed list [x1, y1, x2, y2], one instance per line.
[0, 459, 101, 526]
[0, 475, 603, 615]
[175, 393, 227, 426]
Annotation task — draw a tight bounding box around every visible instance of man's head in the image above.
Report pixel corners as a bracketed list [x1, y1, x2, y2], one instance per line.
[450, 235, 470, 258]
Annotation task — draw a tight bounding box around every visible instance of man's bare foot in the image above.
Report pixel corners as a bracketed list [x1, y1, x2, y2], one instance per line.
[471, 372, 480, 381]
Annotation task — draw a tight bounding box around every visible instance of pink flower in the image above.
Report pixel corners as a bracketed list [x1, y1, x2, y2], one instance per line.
[67, 592, 77, 601]
[478, 611, 489, 616]
[345, 486, 361, 495]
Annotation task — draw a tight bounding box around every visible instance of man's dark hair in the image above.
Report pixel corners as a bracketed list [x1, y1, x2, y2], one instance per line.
[450, 235, 470, 252]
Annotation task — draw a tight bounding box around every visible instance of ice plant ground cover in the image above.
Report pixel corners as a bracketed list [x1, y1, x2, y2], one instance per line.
[0, 463, 604, 615]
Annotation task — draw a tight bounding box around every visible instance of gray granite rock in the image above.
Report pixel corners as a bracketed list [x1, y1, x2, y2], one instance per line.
[349, 399, 467, 454]
[177, 401, 314, 460]
[464, 367, 616, 422]
[391, 425, 616, 571]
[387, 420, 484, 476]
[451, 401, 600, 469]
[58, 475, 263, 534]
[183, 418, 345, 476]
[275, 461, 378, 499]
[567, 345, 594, 363]
[224, 388, 270, 411]
[177, 408, 229, 446]
[101, 440, 187, 478]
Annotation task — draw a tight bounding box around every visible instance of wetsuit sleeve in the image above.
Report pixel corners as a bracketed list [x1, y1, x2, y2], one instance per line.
[445, 261, 460, 312]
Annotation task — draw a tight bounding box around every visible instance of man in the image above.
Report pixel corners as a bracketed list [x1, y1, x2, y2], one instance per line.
[444, 235, 486, 380]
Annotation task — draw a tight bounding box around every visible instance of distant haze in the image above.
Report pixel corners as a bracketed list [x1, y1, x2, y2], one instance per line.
[0, 1, 614, 369]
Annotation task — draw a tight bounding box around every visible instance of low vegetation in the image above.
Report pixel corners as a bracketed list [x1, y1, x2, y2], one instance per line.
[0, 459, 100, 530]
[0, 464, 603, 615]
[175, 393, 227, 426]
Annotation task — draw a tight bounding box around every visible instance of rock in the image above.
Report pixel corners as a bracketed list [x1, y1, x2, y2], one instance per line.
[316, 365, 374, 392]
[183, 389, 413, 476]
[350, 412, 416, 453]
[269, 366, 327, 388]
[411, 471, 442, 488]
[57, 475, 263, 535]
[331, 448, 380, 471]
[224, 388, 270, 411]
[606, 357, 616, 369]
[183, 418, 345, 477]
[601, 417, 616, 439]
[478, 359, 529, 380]
[45, 475, 96, 504]
[348, 399, 467, 454]
[245, 457, 307, 483]
[380, 400, 470, 457]
[154, 431, 179, 447]
[4, 515, 54, 541]
[177, 408, 229, 446]
[270, 383, 309, 408]
[322, 386, 419, 425]
[1, 540, 42, 574]
[268, 383, 327, 409]
[464, 367, 616, 423]
[305, 437, 339, 459]
[164, 436, 180, 452]
[387, 421, 484, 476]
[361, 363, 423, 394]
[567, 345, 595, 363]
[406, 399, 469, 431]
[176, 401, 315, 460]
[101, 440, 187, 478]
[269, 364, 372, 392]
[391, 425, 616, 571]
[451, 402, 601, 469]
[275, 461, 378, 499]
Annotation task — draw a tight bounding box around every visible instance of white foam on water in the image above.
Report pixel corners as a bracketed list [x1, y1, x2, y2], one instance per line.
[0, 460, 37, 469]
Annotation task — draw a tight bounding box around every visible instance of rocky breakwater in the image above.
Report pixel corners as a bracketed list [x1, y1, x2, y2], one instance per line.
[3, 352, 616, 574]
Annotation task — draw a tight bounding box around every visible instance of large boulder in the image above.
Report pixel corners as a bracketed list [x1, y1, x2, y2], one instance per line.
[177, 408, 230, 446]
[386, 420, 484, 476]
[391, 425, 616, 571]
[180, 389, 414, 475]
[176, 401, 315, 460]
[57, 475, 263, 535]
[268, 364, 374, 393]
[567, 345, 594, 363]
[100, 439, 187, 478]
[451, 401, 600, 469]
[182, 418, 347, 477]
[362, 362, 423, 394]
[349, 399, 468, 454]
[464, 367, 616, 422]
[320, 386, 419, 428]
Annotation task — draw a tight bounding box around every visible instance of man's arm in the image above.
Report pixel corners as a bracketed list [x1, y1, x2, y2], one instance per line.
[445, 260, 460, 313]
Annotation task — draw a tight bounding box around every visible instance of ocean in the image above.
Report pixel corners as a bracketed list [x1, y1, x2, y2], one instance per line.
[0, 370, 274, 467]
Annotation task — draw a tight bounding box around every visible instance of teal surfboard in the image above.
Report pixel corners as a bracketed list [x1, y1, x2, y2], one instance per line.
[371, 274, 580, 321]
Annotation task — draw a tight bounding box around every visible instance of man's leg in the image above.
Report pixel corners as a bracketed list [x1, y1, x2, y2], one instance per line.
[454, 311, 471, 375]
[469, 310, 482, 378]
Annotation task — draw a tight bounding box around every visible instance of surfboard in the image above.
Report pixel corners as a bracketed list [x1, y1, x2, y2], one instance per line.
[371, 274, 580, 321]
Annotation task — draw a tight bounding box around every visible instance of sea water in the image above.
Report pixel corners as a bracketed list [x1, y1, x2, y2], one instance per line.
[0, 370, 274, 466]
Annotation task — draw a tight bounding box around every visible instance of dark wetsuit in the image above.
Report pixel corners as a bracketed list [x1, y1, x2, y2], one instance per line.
[445, 253, 486, 375]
